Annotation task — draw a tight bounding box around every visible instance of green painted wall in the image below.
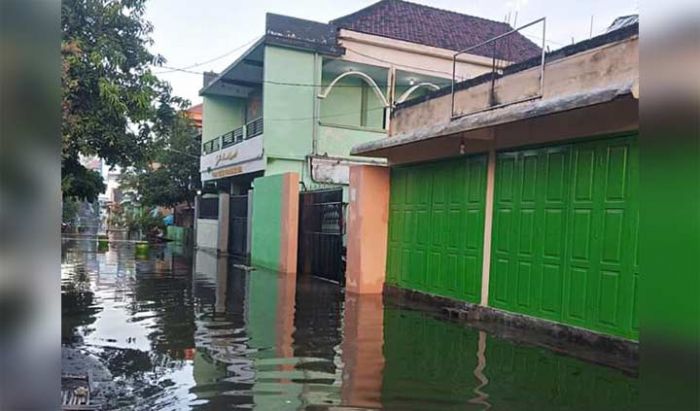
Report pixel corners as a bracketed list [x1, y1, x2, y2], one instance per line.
[202, 95, 246, 145]
[381, 307, 639, 410]
[386, 155, 488, 303]
[166, 225, 192, 244]
[317, 124, 385, 158]
[490, 134, 639, 340]
[250, 174, 285, 270]
[265, 157, 304, 177]
[320, 76, 385, 129]
[263, 46, 317, 161]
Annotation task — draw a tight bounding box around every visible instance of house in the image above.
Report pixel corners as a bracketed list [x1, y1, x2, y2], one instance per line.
[345, 20, 639, 347]
[195, 0, 541, 276]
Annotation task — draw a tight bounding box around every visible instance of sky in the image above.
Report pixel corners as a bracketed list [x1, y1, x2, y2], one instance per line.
[145, 0, 638, 105]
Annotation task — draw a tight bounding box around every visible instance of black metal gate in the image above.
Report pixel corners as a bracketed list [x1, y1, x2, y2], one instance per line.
[228, 194, 249, 262]
[297, 189, 345, 284]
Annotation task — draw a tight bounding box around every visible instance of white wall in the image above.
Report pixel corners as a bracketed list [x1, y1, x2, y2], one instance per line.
[196, 219, 218, 250]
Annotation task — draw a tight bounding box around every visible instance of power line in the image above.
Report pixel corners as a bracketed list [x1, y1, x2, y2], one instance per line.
[153, 36, 261, 74]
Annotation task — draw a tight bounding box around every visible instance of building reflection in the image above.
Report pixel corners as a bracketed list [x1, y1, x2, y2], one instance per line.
[379, 304, 638, 410]
[340, 293, 385, 408]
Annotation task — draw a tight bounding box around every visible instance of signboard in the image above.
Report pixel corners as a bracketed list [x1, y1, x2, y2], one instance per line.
[200, 135, 265, 181]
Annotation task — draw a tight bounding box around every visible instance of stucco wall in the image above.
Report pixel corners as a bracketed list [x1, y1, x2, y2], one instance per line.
[391, 35, 639, 134]
[196, 219, 218, 250]
[338, 29, 492, 83]
[250, 173, 299, 273]
[317, 125, 385, 158]
[263, 46, 316, 161]
[320, 76, 384, 129]
[202, 95, 246, 143]
[346, 165, 390, 294]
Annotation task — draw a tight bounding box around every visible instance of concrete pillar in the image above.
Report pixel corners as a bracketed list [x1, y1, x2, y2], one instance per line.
[346, 165, 390, 295]
[480, 150, 496, 306]
[340, 293, 385, 408]
[250, 172, 299, 273]
[278, 173, 299, 274]
[217, 192, 230, 254]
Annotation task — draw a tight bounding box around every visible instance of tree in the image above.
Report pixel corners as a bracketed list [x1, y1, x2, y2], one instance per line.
[120, 113, 201, 208]
[61, 0, 186, 202]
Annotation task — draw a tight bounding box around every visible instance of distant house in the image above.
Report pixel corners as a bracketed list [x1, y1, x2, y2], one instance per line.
[186, 103, 203, 130]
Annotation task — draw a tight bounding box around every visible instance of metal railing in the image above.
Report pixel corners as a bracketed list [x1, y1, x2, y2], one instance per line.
[202, 117, 264, 154]
[450, 18, 546, 119]
[246, 117, 263, 138]
[202, 138, 220, 155]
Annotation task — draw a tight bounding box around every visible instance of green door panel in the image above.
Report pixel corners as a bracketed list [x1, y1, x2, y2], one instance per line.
[490, 135, 639, 339]
[387, 155, 487, 303]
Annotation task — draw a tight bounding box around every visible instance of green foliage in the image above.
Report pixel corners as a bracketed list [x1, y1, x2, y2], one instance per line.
[61, 157, 106, 202]
[108, 204, 164, 238]
[120, 113, 201, 208]
[61, 0, 187, 202]
[62, 197, 80, 224]
[124, 208, 165, 236]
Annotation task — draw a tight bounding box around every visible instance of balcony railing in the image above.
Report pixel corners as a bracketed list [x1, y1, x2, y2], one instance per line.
[202, 117, 263, 154]
[246, 117, 263, 138]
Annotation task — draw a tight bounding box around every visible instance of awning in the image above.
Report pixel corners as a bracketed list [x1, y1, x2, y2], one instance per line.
[351, 81, 636, 157]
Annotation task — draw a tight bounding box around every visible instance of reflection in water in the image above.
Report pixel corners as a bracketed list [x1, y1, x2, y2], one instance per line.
[62, 239, 639, 410]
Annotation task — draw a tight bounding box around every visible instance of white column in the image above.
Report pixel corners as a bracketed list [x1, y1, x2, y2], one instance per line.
[217, 192, 230, 254]
[480, 149, 496, 306]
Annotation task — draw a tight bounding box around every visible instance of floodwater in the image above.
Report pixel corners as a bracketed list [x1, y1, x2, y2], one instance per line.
[62, 238, 639, 410]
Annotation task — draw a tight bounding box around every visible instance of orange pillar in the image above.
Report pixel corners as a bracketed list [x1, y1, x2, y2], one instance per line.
[340, 293, 385, 407]
[279, 172, 299, 274]
[346, 165, 390, 294]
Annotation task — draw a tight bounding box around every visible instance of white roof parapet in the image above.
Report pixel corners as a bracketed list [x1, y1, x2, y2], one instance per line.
[351, 80, 636, 156]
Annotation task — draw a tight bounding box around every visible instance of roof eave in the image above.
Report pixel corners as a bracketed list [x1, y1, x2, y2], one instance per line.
[199, 36, 266, 97]
[352, 82, 636, 156]
[264, 33, 345, 56]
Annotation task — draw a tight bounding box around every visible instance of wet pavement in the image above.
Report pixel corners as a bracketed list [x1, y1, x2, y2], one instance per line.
[62, 237, 639, 410]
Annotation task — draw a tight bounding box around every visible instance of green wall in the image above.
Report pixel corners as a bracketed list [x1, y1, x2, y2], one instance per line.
[317, 124, 385, 158]
[166, 225, 192, 245]
[265, 157, 304, 177]
[319, 76, 385, 129]
[202, 95, 246, 144]
[250, 174, 285, 270]
[263, 46, 317, 161]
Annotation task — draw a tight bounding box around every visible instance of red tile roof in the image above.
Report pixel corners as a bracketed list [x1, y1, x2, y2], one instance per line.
[332, 0, 541, 61]
[186, 104, 203, 128]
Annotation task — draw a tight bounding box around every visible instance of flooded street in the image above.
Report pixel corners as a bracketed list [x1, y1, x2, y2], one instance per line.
[62, 238, 639, 410]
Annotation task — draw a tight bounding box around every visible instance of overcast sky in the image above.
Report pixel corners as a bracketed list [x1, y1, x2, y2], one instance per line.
[146, 0, 638, 105]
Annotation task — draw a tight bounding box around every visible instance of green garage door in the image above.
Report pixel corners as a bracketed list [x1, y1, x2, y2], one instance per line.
[490, 135, 639, 339]
[387, 155, 487, 303]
